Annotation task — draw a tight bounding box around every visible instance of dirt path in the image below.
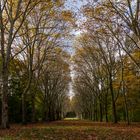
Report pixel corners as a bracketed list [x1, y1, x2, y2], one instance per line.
[0, 120, 140, 140]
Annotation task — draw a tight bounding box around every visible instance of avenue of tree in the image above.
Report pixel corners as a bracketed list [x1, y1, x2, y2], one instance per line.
[0, 0, 140, 129]
[0, 0, 74, 128]
[72, 0, 140, 124]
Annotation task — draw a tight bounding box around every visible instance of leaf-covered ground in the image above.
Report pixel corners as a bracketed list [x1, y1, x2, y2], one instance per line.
[0, 120, 140, 140]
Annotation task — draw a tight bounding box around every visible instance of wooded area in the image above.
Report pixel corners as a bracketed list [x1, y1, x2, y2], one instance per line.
[0, 0, 74, 129]
[0, 0, 140, 139]
[72, 0, 140, 125]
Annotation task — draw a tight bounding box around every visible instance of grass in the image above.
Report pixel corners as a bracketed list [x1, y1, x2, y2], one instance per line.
[0, 120, 140, 140]
[63, 117, 80, 120]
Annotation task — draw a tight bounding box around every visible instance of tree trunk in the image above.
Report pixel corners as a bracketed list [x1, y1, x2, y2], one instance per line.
[109, 75, 117, 123]
[22, 73, 32, 124]
[0, 6, 9, 129]
[94, 99, 98, 121]
[31, 94, 35, 123]
[22, 93, 26, 124]
[120, 51, 130, 125]
[99, 102, 103, 122]
[105, 92, 108, 122]
[123, 92, 129, 125]
[1, 68, 9, 128]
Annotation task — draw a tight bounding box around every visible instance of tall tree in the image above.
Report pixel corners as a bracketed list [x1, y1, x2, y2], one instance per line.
[0, 0, 42, 128]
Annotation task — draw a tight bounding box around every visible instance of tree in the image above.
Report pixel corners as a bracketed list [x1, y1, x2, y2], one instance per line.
[0, 0, 44, 129]
[0, 0, 74, 128]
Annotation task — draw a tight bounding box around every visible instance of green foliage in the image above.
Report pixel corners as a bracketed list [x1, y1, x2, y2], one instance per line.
[65, 112, 76, 118]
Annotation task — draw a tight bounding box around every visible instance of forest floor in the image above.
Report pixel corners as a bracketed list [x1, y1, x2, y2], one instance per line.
[0, 120, 140, 140]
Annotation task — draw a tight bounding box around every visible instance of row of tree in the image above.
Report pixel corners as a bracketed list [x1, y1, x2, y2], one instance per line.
[0, 0, 73, 128]
[72, 0, 140, 124]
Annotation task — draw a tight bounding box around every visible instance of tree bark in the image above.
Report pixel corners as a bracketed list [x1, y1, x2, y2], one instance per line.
[99, 102, 103, 122]
[31, 93, 35, 123]
[121, 62, 130, 125]
[1, 68, 9, 128]
[22, 93, 26, 124]
[105, 92, 108, 122]
[109, 75, 117, 123]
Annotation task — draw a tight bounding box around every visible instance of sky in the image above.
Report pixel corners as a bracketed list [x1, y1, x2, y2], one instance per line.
[64, 0, 88, 99]
[64, 0, 87, 11]
[63, 0, 87, 53]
